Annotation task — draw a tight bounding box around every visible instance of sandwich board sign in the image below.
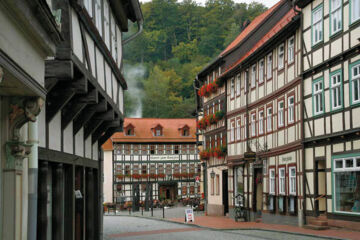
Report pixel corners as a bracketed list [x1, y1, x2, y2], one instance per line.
[185, 208, 194, 222]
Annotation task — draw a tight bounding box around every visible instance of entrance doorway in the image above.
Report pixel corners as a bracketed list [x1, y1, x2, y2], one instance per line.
[253, 167, 263, 213]
[315, 160, 326, 216]
[222, 170, 229, 215]
[159, 183, 177, 201]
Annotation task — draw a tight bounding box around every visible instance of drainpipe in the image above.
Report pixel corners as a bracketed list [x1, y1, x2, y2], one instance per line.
[123, 0, 144, 45]
[27, 120, 38, 240]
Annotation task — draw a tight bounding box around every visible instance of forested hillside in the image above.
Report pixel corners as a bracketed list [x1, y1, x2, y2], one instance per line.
[123, 0, 267, 118]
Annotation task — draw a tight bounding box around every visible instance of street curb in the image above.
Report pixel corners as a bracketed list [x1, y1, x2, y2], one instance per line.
[105, 215, 347, 240]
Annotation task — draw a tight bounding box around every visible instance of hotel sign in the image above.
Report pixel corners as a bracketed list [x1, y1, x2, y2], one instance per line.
[149, 155, 180, 161]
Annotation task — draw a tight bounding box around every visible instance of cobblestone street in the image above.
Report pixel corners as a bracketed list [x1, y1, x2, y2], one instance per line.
[103, 216, 329, 240]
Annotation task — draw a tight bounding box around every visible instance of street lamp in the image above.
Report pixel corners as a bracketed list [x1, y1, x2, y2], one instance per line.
[210, 169, 215, 179]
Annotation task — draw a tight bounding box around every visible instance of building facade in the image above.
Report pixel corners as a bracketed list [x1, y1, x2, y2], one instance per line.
[103, 118, 201, 207]
[195, 60, 228, 216]
[296, 0, 360, 230]
[0, 0, 142, 239]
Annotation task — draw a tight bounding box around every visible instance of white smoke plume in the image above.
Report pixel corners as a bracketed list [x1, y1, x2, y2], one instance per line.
[124, 64, 146, 118]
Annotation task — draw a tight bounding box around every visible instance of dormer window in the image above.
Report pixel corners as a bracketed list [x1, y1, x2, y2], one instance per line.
[124, 123, 135, 136]
[178, 124, 190, 137]
[182, 129, 189, 136]
[151, 124, 163, 136]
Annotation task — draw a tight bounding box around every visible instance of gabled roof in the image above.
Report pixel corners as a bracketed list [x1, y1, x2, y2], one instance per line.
[219, 7, 298, 79]
[220, 0, 284, 57]
[178, 124, 190, 129]
[109, 118, 197, 143]
[124, 123, 135, 129]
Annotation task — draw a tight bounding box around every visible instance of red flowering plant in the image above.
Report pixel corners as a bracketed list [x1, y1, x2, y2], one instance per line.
[197, 118, 207, 130]
[173, 173, 181, 178]
[149, 173, 157, 179]
[209, 82, 218, 93]
[188, 172, 195, 178]
[198, 85, 210, 97]
[181, 172, 189, 178]
[215, 110, 225, 121]
[141, 173, 149, 179]
[157, 173, 165, 178]
[132, 173, 141, 179]
[199, 149, 210, 160]
[116, 174, 124, 179]
[208, 114, 218, 125]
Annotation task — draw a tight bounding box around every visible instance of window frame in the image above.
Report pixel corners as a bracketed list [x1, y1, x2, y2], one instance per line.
[236, 74, 241, 96]
[84, 0, 93, 17]
[287, 95, 295, 124]
[259, 59, 265, 84]
[312, 77, 325, 116]
[330, 0, 343, 36]
[230, 120, 235, 143]
[330, 69, 343, 111]
[278, 100, 284, 128]
[288, 36, 295, 64]
[350, 0, 360, 24]
[350, 61, 360, 106]
[278, 167, 286, 195]
[236, 118, 241, 141]
[251, 112, 256, 137]
[312, 4, 323, 47]
[289, 166, 296, 195]
[258, 109, 264, 135]
[95, 0, 102, 37]
[251, 64, 257, 88]
[267, 106, 273, 133]
[269, 168, 276, 195]
[230, 77, 235, 99]
[278, 43, 284, 70]
[267, 53, 273, 80]
[103, 0, 110, 48]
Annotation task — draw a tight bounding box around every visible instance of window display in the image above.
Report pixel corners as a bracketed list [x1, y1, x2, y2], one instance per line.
[333, 156, 360, 214]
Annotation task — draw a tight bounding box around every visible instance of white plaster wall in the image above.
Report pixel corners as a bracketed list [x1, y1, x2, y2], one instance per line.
[48, 111, 61, 151]
[85, 136, 92, 159]
[105, 63, 112, 97]
[96, 48, 105, 89]
[63, 122, 73, 154]
[103, 150, 113, 203]
[93, 141, 99, 160]
[86, 32, 96, 78]
[71, 9, 83, 61]
[75, 127, 84, 157]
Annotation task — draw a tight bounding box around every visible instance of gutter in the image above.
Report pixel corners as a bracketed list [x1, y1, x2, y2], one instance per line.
[123, 0, 144, 45]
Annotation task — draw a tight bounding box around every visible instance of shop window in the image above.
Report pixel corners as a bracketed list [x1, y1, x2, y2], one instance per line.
[333, 155, 360, 215]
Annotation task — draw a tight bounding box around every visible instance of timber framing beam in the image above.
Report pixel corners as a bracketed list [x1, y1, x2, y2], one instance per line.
[84, 109, 115, 139]
[92, 119, 120, 144]
[45, 60, 73, 79]
[98, 125, 123, 146]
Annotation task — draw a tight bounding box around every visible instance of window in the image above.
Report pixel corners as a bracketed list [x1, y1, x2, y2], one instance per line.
[126, 128, 134, 136]
[333, 154, 360, 215]
[251, 113, 256, 137]
[278, 101, 284, 127]
[150, 145, 155, 155]
[259, 110, 264, 135]
[351, 62, 360, 104]
[84, 0, 93, 17]
[216, 174, 220, 195]
[288, 36, 294, 64]
[95, 0, 102, 36]
[141, 165, 147, 174]
[111, 16, 117, 61]
[244, 119, 247, 139]
[182, 128, 189, 136]
[289, 166, 296, 195]
[174, 145, 179, 154]
[330, 71, 342, 110]
[103, 1, 110, 48]
[278, 44, 284, 69]
[236, 119, 241, 141]
[236, 74, 241, 96]
[230, 121, 235, 142]
[245, 71, 248, 92]
[313, 78, 324, 115]
[330, 0, 342, 35]
[267, 107, 272, 132]
[279, 168, 286, 195]
[259, 59, 264, 84]
[267, 53, 272, 79]
[269, 168, 275, 194]
[312, 5, 323, 46]
[350, 0, 360, 24]
[231, 78, 235, 98]
[288, 96, 294, 123]
[251, 64, 256, 88]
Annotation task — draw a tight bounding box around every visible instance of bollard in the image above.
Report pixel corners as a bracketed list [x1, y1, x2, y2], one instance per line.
[163, 206, 165, 218]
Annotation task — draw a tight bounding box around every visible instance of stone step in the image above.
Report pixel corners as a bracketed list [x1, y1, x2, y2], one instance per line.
[308, 219, 328, 226]
[304, 224, 330, 231]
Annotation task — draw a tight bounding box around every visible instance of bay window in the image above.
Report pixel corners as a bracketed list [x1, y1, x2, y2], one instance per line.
[350, 62, 360, 105]
[278, 44, 284, 69]
[330, 0, 342, 35]
[330, 71, 342, 110]
[333, 154, 360, 215]
[278, 101, 284, 127]
[288, 96, 294, 123]
[279, 168, 286, 195]
[312, 5, 323, 46]
[259, 110, 264, 135]
[267, 53, 272, 79]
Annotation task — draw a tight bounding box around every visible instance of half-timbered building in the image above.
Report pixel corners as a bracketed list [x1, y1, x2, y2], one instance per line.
[296, 0, 360, 230]
[103, 118, 201, 207]
[195, 59, 229, 216]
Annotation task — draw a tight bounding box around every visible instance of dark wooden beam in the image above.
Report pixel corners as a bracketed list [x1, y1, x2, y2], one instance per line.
[45, 60, 73, 79]
[71, 76, 87, 94]
[91, 119, 120, 144]
[73, 99, 107, 134]
[84, 119, 103, 140]
[93, 109, 115, 121]
[45, 78, 58, 92]
[98, 126, 123, 146]
[61, 89, 99, 130]
[46, 88, 76, 123]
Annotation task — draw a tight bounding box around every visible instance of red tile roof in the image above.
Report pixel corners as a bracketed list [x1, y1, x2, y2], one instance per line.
[220, 8, 298, 78]
[220, 0, 284, 57]
[109, 118, 197, 143]
[102, 138, 114, 151]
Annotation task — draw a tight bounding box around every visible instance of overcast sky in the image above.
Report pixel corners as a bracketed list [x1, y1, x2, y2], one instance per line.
[140, 0, 279, 8]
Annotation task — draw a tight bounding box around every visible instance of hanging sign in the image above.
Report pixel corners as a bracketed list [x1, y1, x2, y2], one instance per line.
[185, 208, 194, 222]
